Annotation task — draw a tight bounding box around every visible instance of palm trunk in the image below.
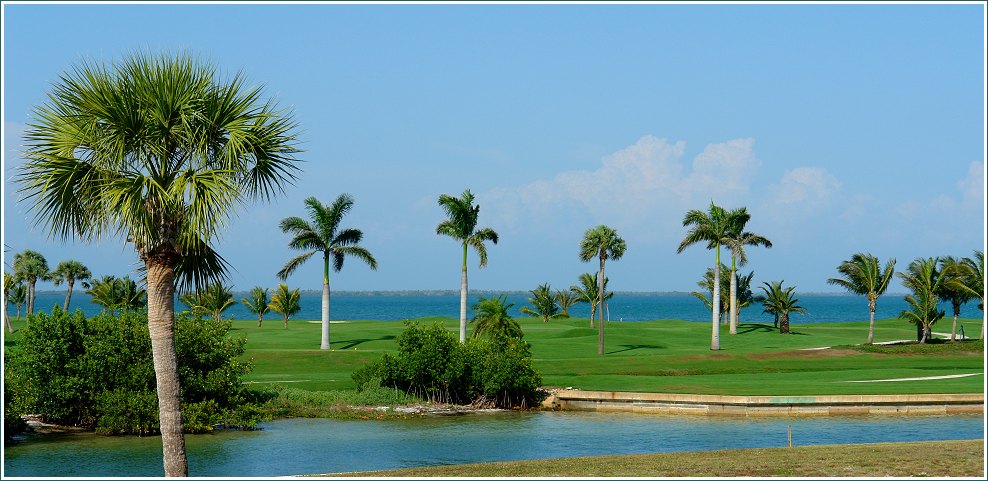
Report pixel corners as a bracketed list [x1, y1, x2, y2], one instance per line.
[64, 279, 75, 311]
[4, 299, 13, 333]
[460, 243, 468, 343]
[257, 314, 263, 328]
[780, 311, 790, 334]
[951, 303, 960, 341]
[729, 257, 738, 335]
[321, 254, 332, 350]
[589, 303, 596, 328]
[711, 248, 721, 350]
[867, 298, 876, 344]
[598, 254, 605, 356]
[145, 259, 188, 477]
[26, 280, 35, 316]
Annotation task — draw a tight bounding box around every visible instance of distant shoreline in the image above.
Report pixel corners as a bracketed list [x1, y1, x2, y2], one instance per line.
[33, 289, 911, 297]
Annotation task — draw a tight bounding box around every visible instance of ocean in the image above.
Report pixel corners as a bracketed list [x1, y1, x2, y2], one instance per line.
[15, 290, 984, 325]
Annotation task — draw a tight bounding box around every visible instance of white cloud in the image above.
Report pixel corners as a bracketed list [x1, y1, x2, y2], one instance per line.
[769, 166, 841, 206]
[958, 161, 984, 208]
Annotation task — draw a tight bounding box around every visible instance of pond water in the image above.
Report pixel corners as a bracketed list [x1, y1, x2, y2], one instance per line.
[3, 411, 983, 477]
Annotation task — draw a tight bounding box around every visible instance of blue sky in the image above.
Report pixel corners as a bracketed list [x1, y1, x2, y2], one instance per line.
[2, 2, 985, 294]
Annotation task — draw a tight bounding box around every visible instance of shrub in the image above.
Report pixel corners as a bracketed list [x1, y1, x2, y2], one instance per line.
[4, 307, 268, 434]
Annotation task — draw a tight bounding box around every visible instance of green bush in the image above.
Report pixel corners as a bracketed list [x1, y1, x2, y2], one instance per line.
[355, 321, 543, 408]
[4, 307, 268, 434]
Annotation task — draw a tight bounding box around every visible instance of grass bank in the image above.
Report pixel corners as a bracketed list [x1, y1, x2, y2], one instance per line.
[330, 439, 984, 477]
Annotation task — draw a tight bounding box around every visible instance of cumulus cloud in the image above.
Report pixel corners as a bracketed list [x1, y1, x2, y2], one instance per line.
[958, 161, 985, 208]
[762, 167, 841, 222]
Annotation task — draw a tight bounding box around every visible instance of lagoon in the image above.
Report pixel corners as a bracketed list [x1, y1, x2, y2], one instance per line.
[3, 411, 983, 477]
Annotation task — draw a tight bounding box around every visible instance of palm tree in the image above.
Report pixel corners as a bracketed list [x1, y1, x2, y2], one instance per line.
[436, 189, 499, 343]
[87, 275, 147, 315]
[471, 295, 523, 339]
[268, 283, 302, 329]
[554, 289, 578, 318]
[734, 271, 760, 325]
[570, 272, 613, 328]
[759, 280, 807, 334]
[12, 250, 49, 316]
[677, 202, 744, 350]
[946, 250, 984, 339]
[723, 209, 772, 335]
[939, 256, 974, 341]
[520, 283, 562, 323]
[9, 282, 27, 321]
[898, 257, 946, 343]
[181, 282, 235, 321]
[241, 287, 270, 327]
[277, 194, 378, 350]
[690, 263, 730, 324]
[579, 225, 626, 355]
[826, 253, 896, 344]
[3, 272, 17, 332]
[16, 51, 300, 477]
[50, 260, 92, 311]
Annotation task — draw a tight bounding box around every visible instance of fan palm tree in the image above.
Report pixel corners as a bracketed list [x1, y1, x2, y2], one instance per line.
[268, 283, 302, 329]
[946, 250, 984, 339]
[898, 257, 946, 343]
[3, 272, 17, 332]
[939, 256, 974, 341]
[677, 202, 744, 350]
[570, 272, 613, 328]
[436, 189, 499, 343]
[50, 260, 92, 311]
[520, 283, 562, 323]
[554, 289, 578, 318]
[579, 225, 626, 355]
[16, 51, 300, 477]
[826, 253, 896, 344]
[723, 209, 772, 335]
[241, 287, 270, 327]
[12, 250, 49, 316]
[759, 280, 806, 334]
[277, 194, 378, 350]
[471, 295, 522, 339]
[181, 282, 235, 321]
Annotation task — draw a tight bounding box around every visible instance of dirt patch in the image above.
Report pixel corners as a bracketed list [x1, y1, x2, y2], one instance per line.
[746, 348, 864, 359]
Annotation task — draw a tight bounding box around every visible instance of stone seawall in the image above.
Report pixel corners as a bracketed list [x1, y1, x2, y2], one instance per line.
[544, 390, 984, 416]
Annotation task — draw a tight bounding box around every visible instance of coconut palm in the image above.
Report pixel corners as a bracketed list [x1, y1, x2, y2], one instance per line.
[677, 203, 745, 350]
[436, 189, 499, 343]
[759, 280, 806, 334]
[553, 289, 578, 318]
[16, 51, 300, 477]
[277, 194, 378, 350]
[268, 283, 302, 329]
[50, 260, 92, 311]
[946, 250, 984, 339]
[3, 272, 17, 332]
[723, 209, 772, 335]
[471, 295, 522, 339]
[181, 282, 235, 321]
[12, 250, 49, 316]
[9, 282, 27, 321]
[826, 253, 896, 344]
[520, 283, 562, 323]
[579, 225, 626, 355]
[898, 257, 946, 343]
[570, 272, 613, 328]
[241, 287, 270, 327]
[939, 256, 974, 341]
[690, 263, 731, 325]
[87, 275, 147, 315]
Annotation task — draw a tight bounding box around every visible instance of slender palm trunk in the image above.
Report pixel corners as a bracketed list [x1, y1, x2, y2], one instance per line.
[284, 314, 289, 329]
[589, 303, 596, 329]
[63, 279, 75, 311]
[321, 254, 332, 350]
[257, 314, 263, 328]
[598, 254, 606, 355]
[951, 303, 960, 341]
[729, 256, 738, 335]
[26, 280, 35, 316]
[3, 299, 13, 333]
[144, 259, 188, 477]
[867, 297, 876, 344]
[460, 243, 468, 343]
[711, 248, 721, 350]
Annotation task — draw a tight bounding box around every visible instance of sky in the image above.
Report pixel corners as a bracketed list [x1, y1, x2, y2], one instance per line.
[2, 1, 985, 295]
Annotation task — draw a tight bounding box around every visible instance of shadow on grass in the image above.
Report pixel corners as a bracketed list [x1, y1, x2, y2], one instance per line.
[737, 323, 809, 336]
[336, 335, 396, 350]
[608, 344, 666, 354]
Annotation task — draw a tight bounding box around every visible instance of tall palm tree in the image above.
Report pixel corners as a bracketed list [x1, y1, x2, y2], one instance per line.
[677, 202, 743, 350]
[268, 283, 302, 329]
[9, 283, 27, 321]
[520, 283, 562, 323]
[759, 280, 806, 334]
[579, 225, 626, 355]
[181, 282, 235, 321]
[570, 272, 613, 328]
[898, 257, 945, 343]
[277, 194, 378, 350]
[690, 263, 731, 324]
[50, 260, 92, 311]
[939, 256, 974, 341]
[16, 51, 300, 477]
[12, 250, 49, 316]
[241, 286, 270, 327]
[3, 272, 16, 332]
[471, 295, 522, 339]
[946, 250, 984, 339]
[436, 189, 499, 343]
[826, 253, 896, 344]
[723, 209, 772, 335]
[554, 289, 578, 318]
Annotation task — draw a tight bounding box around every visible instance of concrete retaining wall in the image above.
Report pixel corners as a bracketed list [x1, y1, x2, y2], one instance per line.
[545, 390, 984, 416]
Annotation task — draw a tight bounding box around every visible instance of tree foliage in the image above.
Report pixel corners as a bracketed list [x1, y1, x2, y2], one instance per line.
[759, 280, 806, 334]
[268, 283, 301, 329]
[519, 283, 562, 323]
[471, 295, 523, 339]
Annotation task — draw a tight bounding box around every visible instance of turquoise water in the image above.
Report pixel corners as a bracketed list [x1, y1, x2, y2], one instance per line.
[22, 290, 984, 325]
[3, 412, 983, 477]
